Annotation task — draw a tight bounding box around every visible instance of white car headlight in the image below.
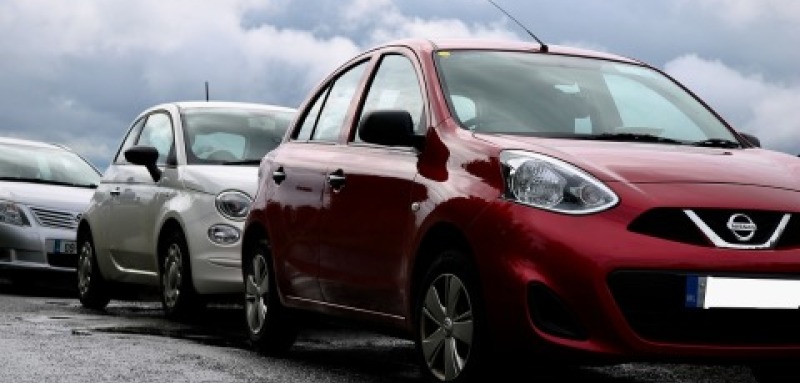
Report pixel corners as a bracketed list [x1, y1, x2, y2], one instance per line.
[215, 190, 252, 221]
[500, 150, 618, 214]
[0, 200, 30, 226]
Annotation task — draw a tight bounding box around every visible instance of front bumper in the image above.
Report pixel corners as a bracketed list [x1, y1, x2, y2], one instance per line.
[180, 193, 244, 295]
[0, 222, 77, 274]
[465, 182, 800, 362]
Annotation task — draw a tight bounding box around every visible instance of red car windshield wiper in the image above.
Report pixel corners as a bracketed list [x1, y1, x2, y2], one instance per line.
[589, 133, 685, 145]
[690, 138, 742, 148]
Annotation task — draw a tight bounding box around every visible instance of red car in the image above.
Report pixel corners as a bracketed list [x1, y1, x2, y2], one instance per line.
[242, 38, 800, 383]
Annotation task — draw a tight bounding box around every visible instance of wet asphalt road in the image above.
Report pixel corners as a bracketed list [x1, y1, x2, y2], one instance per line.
[0, 277, 759, 383]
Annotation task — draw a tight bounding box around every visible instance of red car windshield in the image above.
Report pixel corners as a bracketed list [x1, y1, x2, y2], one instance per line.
[435, 50, 737, 145]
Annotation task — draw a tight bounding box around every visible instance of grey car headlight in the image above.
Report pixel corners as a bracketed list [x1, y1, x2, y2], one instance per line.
[0, 200, 30, 226]
[215, 190, 252, 221]
[499, 150, 618, 215]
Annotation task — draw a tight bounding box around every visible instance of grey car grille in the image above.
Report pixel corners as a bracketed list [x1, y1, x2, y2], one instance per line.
[29, 207, 80, 230]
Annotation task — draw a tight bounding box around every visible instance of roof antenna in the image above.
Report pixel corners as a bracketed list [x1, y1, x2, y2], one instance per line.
[487, 0, 548, 52]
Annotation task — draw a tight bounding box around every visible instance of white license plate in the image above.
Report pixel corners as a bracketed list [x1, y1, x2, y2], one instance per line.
[46, 239, 77, 255]
[686, 275, 800, 309]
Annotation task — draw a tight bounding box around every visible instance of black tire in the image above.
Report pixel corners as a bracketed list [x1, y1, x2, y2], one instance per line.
[415, 250, 489, 383]
[751, 363, 800, 383]
[76, 231, 111, 309]
[159, 230, 203, 319]
[243, 238, 297, 355]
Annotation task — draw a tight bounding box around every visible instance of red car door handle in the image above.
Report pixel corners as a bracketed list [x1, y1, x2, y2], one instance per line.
[327, 169, 346, 191]
[272, 167, 286, 185]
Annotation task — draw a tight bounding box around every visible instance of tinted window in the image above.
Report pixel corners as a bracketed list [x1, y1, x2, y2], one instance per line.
[309, 62, 367, 142]
[294, 87, 329, 141]
[354, 54, 424, 142]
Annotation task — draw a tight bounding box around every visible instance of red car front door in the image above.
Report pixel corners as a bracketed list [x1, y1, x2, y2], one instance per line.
[316, 145, 418, 316]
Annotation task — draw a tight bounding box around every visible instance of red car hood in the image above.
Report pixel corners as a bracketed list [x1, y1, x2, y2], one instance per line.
[475, 134, 800, 190]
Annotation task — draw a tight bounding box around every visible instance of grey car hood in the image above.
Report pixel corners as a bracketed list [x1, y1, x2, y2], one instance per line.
[180, 165, 259, 197]
[0, 181, 96, 212]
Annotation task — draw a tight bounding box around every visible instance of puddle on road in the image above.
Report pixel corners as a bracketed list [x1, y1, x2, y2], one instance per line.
[92, 325, 250, 350]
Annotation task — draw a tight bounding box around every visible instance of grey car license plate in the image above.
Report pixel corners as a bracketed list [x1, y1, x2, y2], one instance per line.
[46, 239, 77, 255]
[686, 275, 800, 309]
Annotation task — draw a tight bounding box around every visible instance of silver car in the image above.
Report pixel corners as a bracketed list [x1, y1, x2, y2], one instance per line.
[0, 137, 101, 283]
[77, 101, 296, 318]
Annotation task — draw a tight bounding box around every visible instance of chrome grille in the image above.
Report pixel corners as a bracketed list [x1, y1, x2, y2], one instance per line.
[29, 206, 80, 230]
[629, 208, 800, 250]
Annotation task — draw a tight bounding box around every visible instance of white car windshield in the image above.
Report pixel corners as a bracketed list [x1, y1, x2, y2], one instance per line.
[435, 50, 739, 147]
[182, 108, 295, 165]
[0, 142, 100, 188]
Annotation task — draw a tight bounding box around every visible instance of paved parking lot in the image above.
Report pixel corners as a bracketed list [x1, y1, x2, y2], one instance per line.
[0, 278, 758, 383]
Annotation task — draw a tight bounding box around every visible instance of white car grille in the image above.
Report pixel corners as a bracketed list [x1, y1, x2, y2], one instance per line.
[29, 206, 80, 230]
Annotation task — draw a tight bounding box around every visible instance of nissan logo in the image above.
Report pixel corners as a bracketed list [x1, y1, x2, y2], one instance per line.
[727, 213, 757, 242]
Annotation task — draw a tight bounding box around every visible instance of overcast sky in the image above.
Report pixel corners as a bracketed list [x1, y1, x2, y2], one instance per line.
[2, 0, 799, 168]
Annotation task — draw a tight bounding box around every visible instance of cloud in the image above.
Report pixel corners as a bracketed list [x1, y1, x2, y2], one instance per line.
[368, 16, 517, 47]
[0, 0, 521, 167]
[1, 0, 799, 166]
[0, 1, 335, 165]
[679, 0, 800, 24]
[665, 54, 800, 155]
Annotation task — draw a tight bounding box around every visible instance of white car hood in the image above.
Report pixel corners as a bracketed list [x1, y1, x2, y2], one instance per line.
[180, 165, 259, 197]
[0, 181, 96, 212]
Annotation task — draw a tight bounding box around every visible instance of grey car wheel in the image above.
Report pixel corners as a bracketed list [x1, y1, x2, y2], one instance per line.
[420, 273, 474, 381]
[76, 231, 111, 309]
[159, 230, 202, 319]
[416, 250, 488, 383]
[162, 242, 184, 310]
[243, 238, 297, 354]
[245, 252, 269, 334]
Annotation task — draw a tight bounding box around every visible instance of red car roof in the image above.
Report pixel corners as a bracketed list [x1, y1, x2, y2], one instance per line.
[371, 38, 641, 64]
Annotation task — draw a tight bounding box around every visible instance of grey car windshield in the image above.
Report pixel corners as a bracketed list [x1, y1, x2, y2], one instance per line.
[183, 108, 295, 164]
[435, 50, 738, 144]
[0, 143, 100, 187]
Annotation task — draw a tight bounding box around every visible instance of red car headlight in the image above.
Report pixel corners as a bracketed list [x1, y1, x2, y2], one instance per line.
[499, 150, 619, 214]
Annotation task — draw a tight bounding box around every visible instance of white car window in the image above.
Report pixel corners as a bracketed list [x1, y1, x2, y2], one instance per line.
[137, 112, 174, 165]
[183, 108, 295, 164]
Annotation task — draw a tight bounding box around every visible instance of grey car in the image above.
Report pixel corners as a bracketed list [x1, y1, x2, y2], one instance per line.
[0, 137, 101, 284]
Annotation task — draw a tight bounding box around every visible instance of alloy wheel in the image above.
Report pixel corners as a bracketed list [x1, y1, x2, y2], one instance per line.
[77, 242, 94, 297]
[245, 253, 269, 334]
[420, 273, 474, 381]
[245, 252, 269, 335]
[162, 242, 183, 309]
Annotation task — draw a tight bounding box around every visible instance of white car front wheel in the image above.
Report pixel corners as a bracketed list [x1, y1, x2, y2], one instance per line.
[159, 230, 203, 319]
[76, 230, 111, 310]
